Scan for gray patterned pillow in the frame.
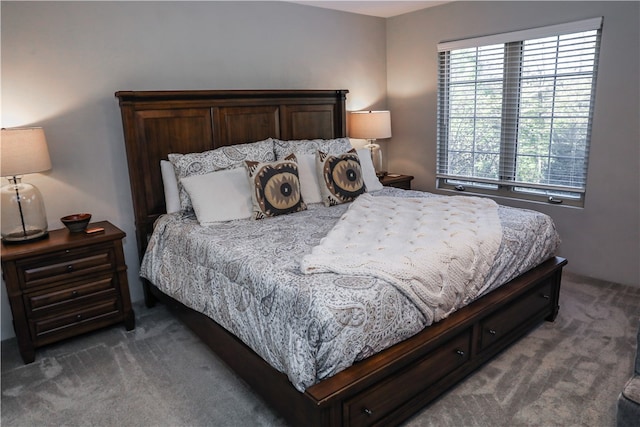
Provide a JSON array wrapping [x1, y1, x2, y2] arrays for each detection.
[[316, 149, 366, 206], [169, 138, 275, 211], [273, 138, 352, 160], [245, 153, 307, 219]]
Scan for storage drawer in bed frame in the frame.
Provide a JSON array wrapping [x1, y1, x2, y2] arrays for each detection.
[[344, 329, 472, 426], [478, 278, 554, 353]]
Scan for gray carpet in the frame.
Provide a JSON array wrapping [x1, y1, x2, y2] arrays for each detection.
[[2, 272, 639, 426]]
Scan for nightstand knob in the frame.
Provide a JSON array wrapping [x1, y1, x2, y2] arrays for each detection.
[[71, 290, 79, 298], [76, 314, 82, 322], [66, 265, 74, 273]]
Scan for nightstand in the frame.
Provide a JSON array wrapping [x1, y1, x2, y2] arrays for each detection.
[[1, 220, 135, 363], [380, 174, 414, 190]]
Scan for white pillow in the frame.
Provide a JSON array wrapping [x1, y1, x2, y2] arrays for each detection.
[[160, 160, 181, 214], [180, 167, 252, 224], [356, 148, 384, 191], [296, 154, 323, 204]]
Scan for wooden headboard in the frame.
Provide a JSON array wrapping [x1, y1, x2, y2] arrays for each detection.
[[115, 89, 349, 260]]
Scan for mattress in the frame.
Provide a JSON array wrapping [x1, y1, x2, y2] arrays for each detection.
[[140, 187, 560, 392]]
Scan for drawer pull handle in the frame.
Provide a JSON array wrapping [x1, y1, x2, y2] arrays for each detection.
[[488, 329, 497, 336], [456, 349, 465, 357], [71, 290, 79, 298], [76, 314, 82, 322], [66, 265, 74, 273], [542, 294, 550, 299], [363, 408, 373, 416]]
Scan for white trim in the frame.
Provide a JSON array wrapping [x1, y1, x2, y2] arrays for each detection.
[[437, 17, 602, 52], [436, 174, 587, 194]]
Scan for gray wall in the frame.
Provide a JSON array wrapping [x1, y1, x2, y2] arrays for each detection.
[[0, 1, 388, 340], [387, 1, 640, 288]]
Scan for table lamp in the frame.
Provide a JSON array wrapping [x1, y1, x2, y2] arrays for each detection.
[[349, 110, 392, 177], [1, 127, 52, 243]]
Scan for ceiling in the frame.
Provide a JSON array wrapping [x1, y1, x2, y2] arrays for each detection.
[[287, 1, 451, 18]]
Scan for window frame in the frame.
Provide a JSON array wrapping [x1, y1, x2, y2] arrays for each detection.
[[436, 18, 603, 207]]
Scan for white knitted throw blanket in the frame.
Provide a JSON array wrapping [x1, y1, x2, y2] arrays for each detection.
[[300, 194, 503, 324]]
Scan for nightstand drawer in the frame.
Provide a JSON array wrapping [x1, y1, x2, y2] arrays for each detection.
[[26, 275, 117, 317], [30, 298, 120, 341], [17, 245, 115, 290]]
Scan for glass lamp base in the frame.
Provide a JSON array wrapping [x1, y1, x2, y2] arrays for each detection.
[[1, 177, 49, 244], [364, 140, 385, 177]]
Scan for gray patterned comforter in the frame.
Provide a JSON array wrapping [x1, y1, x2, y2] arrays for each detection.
[[140, 188, 560, 392]]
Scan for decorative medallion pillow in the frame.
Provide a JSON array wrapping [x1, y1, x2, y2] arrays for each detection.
[[168, 138, 275, 211], [316, 149, 367, 206], [273, 138, 352, 160], [245, 153, 307, 219]]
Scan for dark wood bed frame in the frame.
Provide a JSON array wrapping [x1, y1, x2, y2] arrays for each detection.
[[115, 89, 567, 426]]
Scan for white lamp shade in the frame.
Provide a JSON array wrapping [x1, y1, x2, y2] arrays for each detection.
[[349, 111, 392, 140], [1, 127, 52, 177]]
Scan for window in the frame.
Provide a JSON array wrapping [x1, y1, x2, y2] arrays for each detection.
[[437, 18, 602, 206]]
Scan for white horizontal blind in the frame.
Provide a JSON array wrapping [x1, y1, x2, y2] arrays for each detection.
[[437, 18, 602, 204]]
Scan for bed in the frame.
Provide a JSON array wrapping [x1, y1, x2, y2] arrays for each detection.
[[115, 89, 567, 426]]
